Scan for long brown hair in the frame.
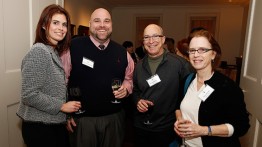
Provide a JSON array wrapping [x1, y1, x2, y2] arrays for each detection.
[[188, 30, 222, 70], [34, 4, 71, 55]]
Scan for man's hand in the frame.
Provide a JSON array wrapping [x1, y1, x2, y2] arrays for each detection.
[[113, 85, 128, 99], [66, 117, 77, 133]]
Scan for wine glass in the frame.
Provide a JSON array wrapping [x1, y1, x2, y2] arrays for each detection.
[[143, 99, 154, 125], [179, 121, 190, 147], [180, 138, 189, 147], [68, 87, 85, 114], [111, 78, 122, 104]]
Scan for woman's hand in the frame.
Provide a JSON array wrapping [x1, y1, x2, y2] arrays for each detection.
[[61, 101, 81, 113], [175, 120, 207, 138], [174, 119, 191, 137]]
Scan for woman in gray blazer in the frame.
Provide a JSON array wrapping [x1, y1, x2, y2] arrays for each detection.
[[17, 4, 81, 147]]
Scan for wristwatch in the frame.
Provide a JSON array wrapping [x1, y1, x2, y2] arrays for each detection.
[[208, 126, 212, 136]]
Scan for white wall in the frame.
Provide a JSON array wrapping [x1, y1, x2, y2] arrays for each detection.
[[64, 0, 111, 32], [64, 0, 247, 64], [0, 1, 64, 146], [111, 5, 245, 65]]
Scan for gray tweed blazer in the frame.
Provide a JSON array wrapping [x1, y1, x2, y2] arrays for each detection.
[[17, 43, 67, 124]]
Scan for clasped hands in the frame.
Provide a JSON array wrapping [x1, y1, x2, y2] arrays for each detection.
[[174, 119, 205, 138]]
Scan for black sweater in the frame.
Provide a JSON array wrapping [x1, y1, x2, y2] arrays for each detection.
[[69, 36, 128, 116]]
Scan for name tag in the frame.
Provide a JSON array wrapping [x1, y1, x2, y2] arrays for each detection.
[[82, 57, 94, 68], [198, 84, 214, 101], [146, 74, 161, 87]]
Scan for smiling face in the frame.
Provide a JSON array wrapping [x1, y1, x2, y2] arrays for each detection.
[[189, 36, 216, 72], [46, 13, 67, 45], [143, 24, 165, 58], [89, 8, 112, 43]]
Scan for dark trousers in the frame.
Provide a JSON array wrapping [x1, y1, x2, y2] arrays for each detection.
[[134, 127, 178, 147], [22, 121, 70, 147], [69, 110, 125, 147]]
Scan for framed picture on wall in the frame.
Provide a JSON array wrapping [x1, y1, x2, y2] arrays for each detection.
[[78, 25, 89, 36], [70, 24, 76, 36]]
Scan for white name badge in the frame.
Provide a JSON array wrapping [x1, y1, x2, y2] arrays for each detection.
[[146, 74, 161, 87], [82, 57, 94, 68], [198, 84, 214, 102]]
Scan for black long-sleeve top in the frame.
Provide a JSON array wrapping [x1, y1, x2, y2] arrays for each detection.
[[176, 71, 250, 147]]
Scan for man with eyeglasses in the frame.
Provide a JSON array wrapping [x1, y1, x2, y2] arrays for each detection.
[[132, 24, 193, 147]]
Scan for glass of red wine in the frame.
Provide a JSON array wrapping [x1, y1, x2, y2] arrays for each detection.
[[111, 78, 122, 104], [143, 99, 154, 125], [69, 87, 85, 114]]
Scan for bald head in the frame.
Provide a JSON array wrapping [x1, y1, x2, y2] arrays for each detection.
[[90, 8, 111, 21], [144, 24, 164, 36], [143, 24, 165, 58], [89, 8, 112, 43]]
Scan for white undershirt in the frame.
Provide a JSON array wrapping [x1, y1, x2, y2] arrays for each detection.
[[180, 76, 204, 147]]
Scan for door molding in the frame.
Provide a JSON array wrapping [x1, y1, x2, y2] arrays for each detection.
[[186, 12, 220, 40], [133, 14, 163, 47]]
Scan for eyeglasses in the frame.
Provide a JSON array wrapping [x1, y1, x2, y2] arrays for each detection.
[[188, 47, 213, 54], [143, 35, 164, 42]]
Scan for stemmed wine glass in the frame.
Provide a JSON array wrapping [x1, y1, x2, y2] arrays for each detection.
[[68, 87, 85, 114], [143, 99, 154, 125], [179, 121, 190, 147], [111, 78, 122, 104], [180, 138, 189, 147]]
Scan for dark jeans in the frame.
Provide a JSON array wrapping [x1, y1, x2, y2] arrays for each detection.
[[22, 121, 69, 147]]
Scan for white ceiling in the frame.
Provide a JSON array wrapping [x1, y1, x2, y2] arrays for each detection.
[[97, 0, 249, 7]]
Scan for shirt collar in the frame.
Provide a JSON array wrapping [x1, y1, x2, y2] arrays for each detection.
[[89, 35, 110, 50]]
